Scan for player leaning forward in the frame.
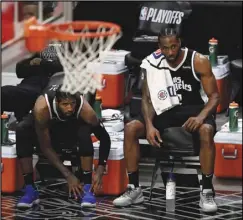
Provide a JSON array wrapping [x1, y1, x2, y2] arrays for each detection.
[[16, 84, 111, 208]]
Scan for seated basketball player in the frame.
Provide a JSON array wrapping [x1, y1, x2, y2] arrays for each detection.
[[1, 54, 63, 122], [16, 84, 111, 208], [113, 28, 220, 213]]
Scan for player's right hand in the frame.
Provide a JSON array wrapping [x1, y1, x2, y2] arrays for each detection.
[[30, 58, 42, 65], [146, 125, 162, 147], [66, 174, 83, 199]]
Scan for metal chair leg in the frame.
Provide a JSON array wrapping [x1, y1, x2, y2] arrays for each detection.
[[35, 162, 45, 184], [149, 159, 161, 201]]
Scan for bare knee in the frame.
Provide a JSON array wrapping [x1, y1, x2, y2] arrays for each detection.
[[124, 120, 145, 140], [199, 124, 215, 144]]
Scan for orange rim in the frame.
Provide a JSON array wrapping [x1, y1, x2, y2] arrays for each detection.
[[25, 17, 121, 41]]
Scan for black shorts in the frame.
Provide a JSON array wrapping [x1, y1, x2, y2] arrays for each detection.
[[17, 113, 92, 154], [136, 105, 216, 135]]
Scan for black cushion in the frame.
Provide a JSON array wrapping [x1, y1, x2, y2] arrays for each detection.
[[161, 127, 199, 156], [142, 127, 199, 159], [43, 71, 64, 93]]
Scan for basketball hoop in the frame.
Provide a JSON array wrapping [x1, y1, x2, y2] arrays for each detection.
[[24, 17, 122, 94]]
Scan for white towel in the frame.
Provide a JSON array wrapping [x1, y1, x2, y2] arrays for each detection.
[[140, 50, 180, 115]]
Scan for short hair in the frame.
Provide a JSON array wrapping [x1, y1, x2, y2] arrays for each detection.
[[55, 85, 78, 102], [158, 28, 180, 41]]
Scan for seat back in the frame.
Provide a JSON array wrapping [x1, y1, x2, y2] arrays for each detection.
[[42, 71, 64, 93], [136, 2, 192, 36], [130, 1, 192, 60], [124, 68, 143, 122]]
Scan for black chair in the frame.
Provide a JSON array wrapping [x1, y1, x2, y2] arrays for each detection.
[[148, 127, 202, 200], [35, 144, 81, 183], [124, 1, 192, 78]]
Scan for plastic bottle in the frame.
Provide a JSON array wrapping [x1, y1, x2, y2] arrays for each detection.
[[166, 172, 176, 212], [229, 102, 239, 132], [209, 38, 218, 67], [1, 114, 9, 145]]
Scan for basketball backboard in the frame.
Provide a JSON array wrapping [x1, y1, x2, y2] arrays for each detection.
[[2, 2, 73, 74]]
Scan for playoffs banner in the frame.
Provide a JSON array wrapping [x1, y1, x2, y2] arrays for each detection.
[[138, 1, 192, 35]]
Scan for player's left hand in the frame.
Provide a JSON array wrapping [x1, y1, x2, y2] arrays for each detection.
[[182, 116, 204, 132], [91, 165, 105, 193]]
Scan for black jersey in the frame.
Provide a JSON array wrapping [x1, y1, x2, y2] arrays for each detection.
[[43, 85, 83, 121], [166, 47, 205, 105]]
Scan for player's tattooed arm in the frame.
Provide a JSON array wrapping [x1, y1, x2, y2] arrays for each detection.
[[141, 69, 162, 147], [141, 69, 156, 128], [79, 98, 111, 166], [33, 96, 72, 179]]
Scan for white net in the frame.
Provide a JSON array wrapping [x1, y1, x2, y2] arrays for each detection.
[[50, 24, 121, 94]]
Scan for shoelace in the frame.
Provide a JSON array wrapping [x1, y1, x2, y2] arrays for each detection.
[[122, 187, 134, 197], [84, 191, 94, 197], [204, 193, 215, 204], [21, 185, 38, 193]]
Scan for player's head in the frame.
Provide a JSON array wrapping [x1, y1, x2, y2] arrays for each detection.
[[55, 86, 78, 118], [158, 28, 181, 63]]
